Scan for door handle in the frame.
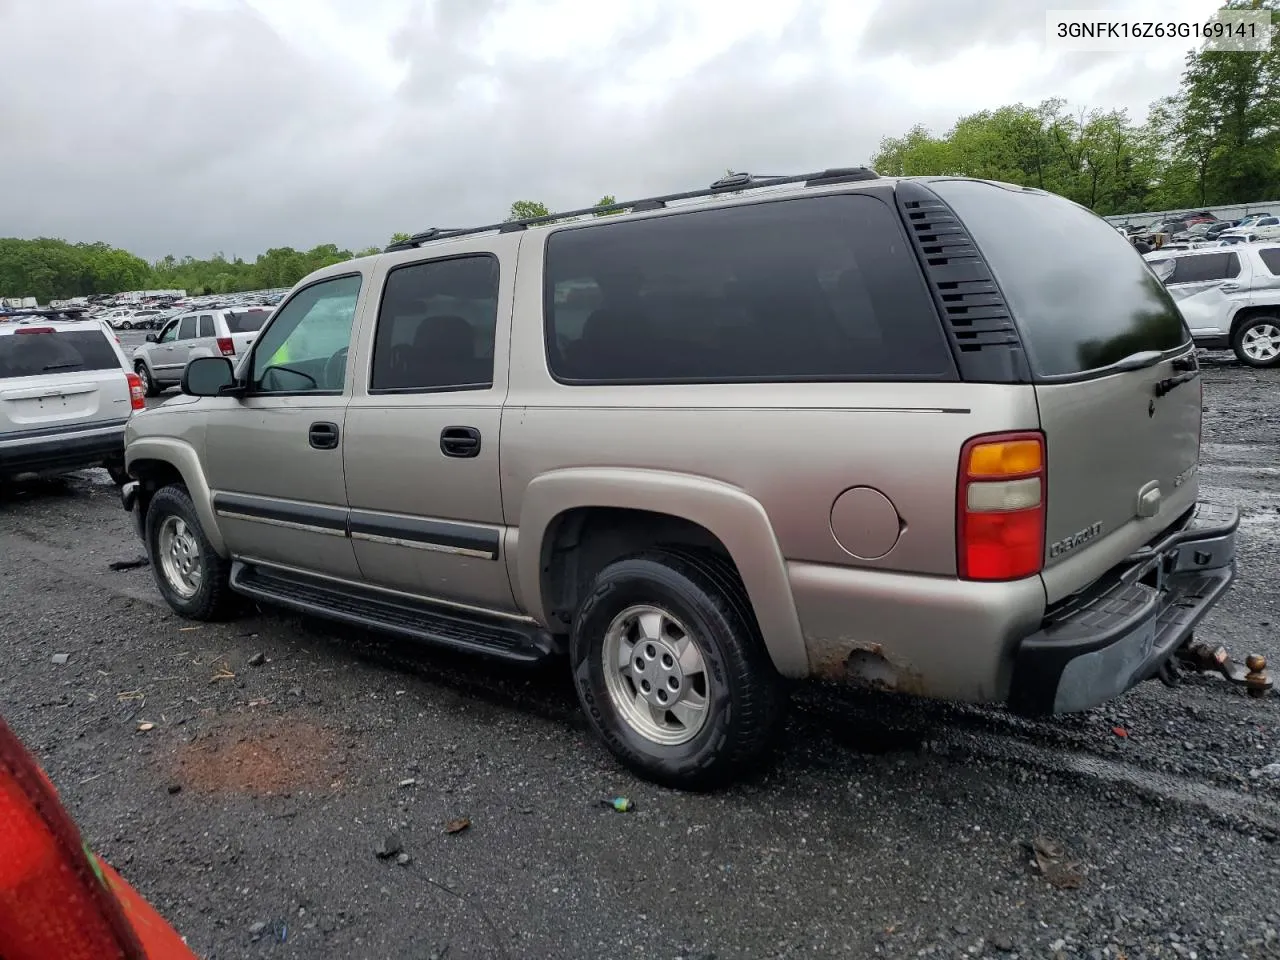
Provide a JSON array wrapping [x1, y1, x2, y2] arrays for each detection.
[[1220, 282, 1240, 291], [308, 421, 340, 450], [440, 426, 481, 458]]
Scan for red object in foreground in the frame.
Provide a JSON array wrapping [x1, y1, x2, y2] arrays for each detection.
[[0, 714, 198, 960]]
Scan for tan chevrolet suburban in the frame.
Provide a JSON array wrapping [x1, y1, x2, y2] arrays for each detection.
[[120, 169, 1238, 789]]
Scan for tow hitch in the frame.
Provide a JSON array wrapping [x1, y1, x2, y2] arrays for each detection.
[[1162, 640, 1273, 698]]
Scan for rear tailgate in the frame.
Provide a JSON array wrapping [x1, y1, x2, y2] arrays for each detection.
[[0, 324, 132, 435], [931, 180, 1201, 604]]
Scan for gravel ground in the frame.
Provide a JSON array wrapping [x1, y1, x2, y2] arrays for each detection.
[[2, 351, 1279, 960]]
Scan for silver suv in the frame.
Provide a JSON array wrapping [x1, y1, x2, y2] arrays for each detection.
[[1144, 242, 1280, 367], [132, 307, 272, 396], [121, 170, 1237, 788]]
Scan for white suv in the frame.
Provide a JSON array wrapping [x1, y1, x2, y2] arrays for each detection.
[[1145, 242, 1280, 367], [132, 306, 272, 396], [1, 317, 145, 485]]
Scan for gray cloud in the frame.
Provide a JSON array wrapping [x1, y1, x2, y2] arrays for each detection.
[[0, 0, 1193, 261]]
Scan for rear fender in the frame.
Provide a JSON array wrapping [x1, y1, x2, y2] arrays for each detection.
[[515, 467, 809, 677]]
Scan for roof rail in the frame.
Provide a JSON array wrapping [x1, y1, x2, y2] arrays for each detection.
[[383, 166, 879, 252]]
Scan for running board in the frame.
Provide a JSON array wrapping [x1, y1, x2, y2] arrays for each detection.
[[229, 561, 558, 665]]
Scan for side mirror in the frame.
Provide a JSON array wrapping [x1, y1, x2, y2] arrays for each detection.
[[182, 356, 236, 397], [145, 333, 157, 343]]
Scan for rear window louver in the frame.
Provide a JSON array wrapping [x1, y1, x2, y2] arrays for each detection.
[[895, 181, 1030, 383]]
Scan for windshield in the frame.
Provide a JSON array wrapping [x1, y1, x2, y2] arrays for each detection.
[[929, 179, 1190, 378], [0, 329, 120, 380]]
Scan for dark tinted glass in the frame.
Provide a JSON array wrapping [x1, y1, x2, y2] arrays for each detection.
[[1168, 252, 1239, 284], [197, 315, 215, 337], [1260, 248, 1280, 275], [543, 194, 954, 383], [0, 330, 120, 380], [177, 316, 196, 339], [226, 309, 270, 333], [370, 255, 499, 392], [930, 180, 1189, 378]]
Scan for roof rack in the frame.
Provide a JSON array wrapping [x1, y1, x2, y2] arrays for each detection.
[[384, 166, 879, 252]]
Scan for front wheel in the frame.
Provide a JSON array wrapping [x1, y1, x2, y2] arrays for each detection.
[[145, 485, 238, 620], [134, 362, 160, 397], [1233, 316, 1280, 368], [571, 550, 785, 790]]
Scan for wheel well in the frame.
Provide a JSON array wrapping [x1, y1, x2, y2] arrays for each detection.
[[1230, 306, 1280, 339], [128, 458, 185, 516], [539, 508, 740, 632]]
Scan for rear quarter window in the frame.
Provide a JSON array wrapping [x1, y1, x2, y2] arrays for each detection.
[[929, 179, 1190, 378], [1167, 252, 1239, 283], [0, 329, 120, 380], [226, 310, 270, 333], [543, 194, 955, 383]]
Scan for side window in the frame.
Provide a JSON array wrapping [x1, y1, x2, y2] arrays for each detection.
[[250, 274, 362, 394], [1168, 254, 1234, 284], [158, 320, 179, 344], [543, 195, 954, 383], [369, 255, 499, 392], [177, 316, 197, 340], [197, 314, 215, 337], [1259, 248, 1280, 275]]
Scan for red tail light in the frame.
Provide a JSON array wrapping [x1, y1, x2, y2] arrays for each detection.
[[14, 327, 54, 335], [216, 337, 235, 356], [957, 431, 1046, 581], [125, 373, 146, 411], [0, 715, 146, 960]]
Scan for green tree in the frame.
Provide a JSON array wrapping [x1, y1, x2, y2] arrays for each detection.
[[593, 195, 623, 217], [506, 200, 550, 222], [389, 232, 411, 246]]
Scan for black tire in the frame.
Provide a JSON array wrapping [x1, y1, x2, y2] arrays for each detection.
[[570, 549, 785, 790], [1232, 315, 1280, 368], [145, 485, 239, 620], [105, 462, 130, 487], [135, 362, 161, 397]]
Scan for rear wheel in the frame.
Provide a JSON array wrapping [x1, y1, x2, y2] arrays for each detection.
[[134, 362, 160, 397], [570, 549, 785, 790], [145, 485, 238, 620]]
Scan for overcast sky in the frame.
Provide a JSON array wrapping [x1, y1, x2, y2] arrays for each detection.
[[0, 0, 1224, 260]]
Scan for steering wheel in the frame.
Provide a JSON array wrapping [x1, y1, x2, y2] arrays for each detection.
[[323, 347, 348, 390]]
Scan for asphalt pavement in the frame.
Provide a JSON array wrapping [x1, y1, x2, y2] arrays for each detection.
[[1, 352, 1278, 960]]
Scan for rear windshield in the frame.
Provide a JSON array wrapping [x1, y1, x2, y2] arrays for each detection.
[[225, 309, 270, 333], [0, 329, 120, 380], [929, 179, 1190, 378]]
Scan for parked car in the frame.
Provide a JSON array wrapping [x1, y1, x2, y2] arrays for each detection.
[[1144, 243, 1280, 367], [121, 170, 1235, 789], [132, 306, 272, 396], [112, 309, 163, 330], [1219, 215, 1280, 242], [1, 318, 144, 486]]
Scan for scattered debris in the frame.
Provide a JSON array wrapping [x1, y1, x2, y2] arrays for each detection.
[[178, 626, 200, 633], [249, 921, 267, 938], [288, 686, 303, 698], [396, 852, 412, 866], [247, 698, 273, 708], [107, 556, 149, 571], [78, 773, 103, 785], [1028, 836, 1086, 890], [247, 652, 266, 667], [375, 834, 404, 859], [444, 817, 471, 835], [50, 653, 69, 665], [1250, 763, 1280, 781], [137, 721, 155, 733], [167, 783, 182, 795], [1111, 726, 1129, 738], [210, 665, 236, 682], [600, 796, 634, 812], [399, 777, 417, 788]]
